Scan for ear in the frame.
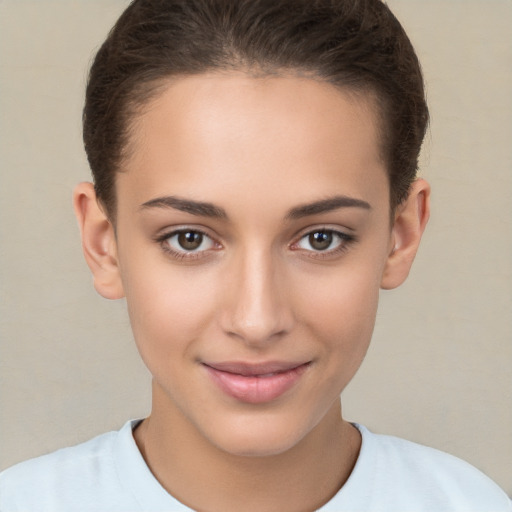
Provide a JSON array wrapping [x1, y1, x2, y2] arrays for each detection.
[[73, 182, 125, 299], [380, 179, 430, 290]]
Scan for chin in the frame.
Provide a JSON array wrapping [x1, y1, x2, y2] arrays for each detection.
[[204, 412, 318, 458], [215, 433, 303, 458]]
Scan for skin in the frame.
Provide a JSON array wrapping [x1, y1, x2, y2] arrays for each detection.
[[74, 73, 430, 512]]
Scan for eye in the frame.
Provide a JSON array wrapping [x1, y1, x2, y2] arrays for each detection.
[[162, 229, 216, 254], [294, 229, 354, 254]]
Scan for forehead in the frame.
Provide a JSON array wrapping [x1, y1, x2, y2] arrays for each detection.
[[117, 73, 388, 214]]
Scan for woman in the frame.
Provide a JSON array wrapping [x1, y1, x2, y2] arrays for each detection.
[[1, 0, 510, 510]]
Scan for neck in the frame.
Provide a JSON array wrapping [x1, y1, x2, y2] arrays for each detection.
[[134, 382, 361, 512]]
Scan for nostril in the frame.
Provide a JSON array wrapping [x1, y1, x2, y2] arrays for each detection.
[[223, 311, 293, 345]]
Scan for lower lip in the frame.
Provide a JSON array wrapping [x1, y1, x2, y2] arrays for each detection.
[[204, 363, 310, 404]]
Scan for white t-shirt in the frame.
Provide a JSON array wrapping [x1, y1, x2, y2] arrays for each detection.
[[0, 420, 510, 511]]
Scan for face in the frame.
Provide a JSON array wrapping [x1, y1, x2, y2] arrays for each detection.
[[113, 73, 395, 456]]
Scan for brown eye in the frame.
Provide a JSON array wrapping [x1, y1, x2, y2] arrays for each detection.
[[163, 229, 215, 254], [294, 228, 353, 255], [308, 231, 333, 251], [178, 231, 203, 250]]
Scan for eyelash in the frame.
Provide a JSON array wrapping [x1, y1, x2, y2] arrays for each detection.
[[154, 227, 356, 261], [155, 228, 220, 261], [290, 228, 356, 259]]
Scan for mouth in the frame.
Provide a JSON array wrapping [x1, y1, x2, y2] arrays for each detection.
[[202, 361, 311, 404]]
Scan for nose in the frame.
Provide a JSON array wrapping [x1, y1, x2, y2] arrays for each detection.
[[220, 247, 295, 346]]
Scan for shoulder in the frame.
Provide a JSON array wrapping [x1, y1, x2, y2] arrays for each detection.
[[0, 421, 139, 512], [345, 424, 511, 511]]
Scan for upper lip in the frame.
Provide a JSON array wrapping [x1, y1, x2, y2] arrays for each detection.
[[203, 361, 310, 376]]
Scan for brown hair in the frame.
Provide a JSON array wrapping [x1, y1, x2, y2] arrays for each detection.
[[83, 0, 428, 220]]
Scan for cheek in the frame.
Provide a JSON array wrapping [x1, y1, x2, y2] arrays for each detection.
[[296, 260, 382, 381], [121, 261, 219, 369], [300, 260, 381, 336]]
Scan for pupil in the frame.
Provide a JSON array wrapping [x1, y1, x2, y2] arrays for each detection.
[[178, 231, 202, 250], [309, 231, 332, 250]]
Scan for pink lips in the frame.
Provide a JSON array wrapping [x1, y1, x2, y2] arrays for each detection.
[[203, 361, 310, 404]]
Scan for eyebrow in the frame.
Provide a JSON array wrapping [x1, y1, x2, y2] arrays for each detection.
[[140, 196, 228, 219], [285, 195, 371, 220], [139, 194, 371, 220]]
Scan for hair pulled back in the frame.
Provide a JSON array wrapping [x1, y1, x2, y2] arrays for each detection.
[[83, 0, 428, 219]]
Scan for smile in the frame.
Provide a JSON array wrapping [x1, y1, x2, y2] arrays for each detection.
[[203, 361, 311, 404]]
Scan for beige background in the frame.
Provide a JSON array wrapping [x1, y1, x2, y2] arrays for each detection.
[[0, 0, 511, 496]]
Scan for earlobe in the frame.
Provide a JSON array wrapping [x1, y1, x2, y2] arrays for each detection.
[[73, 182, 125, 299], [380, 179, 430, 290]]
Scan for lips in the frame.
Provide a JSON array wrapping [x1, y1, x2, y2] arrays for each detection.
[[203, 361, 311, 404]]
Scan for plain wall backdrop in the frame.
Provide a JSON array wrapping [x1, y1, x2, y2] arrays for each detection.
[[0, 0, 511, 496]]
